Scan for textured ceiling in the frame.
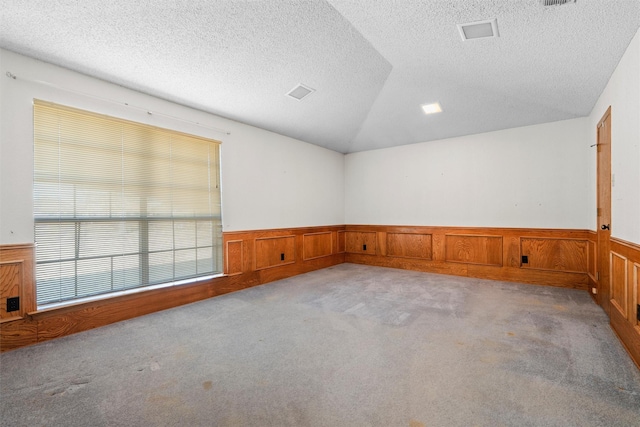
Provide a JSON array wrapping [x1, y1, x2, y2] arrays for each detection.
[[1, 0, 639, 153]]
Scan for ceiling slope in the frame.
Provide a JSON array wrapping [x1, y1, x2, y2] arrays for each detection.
[[1, 0, 639, 153]]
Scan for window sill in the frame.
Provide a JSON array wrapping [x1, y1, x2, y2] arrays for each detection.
[[31, 273, 226, 315]]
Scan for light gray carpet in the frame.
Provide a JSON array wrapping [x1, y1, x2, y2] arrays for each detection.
[[1, 263, 639, 427]]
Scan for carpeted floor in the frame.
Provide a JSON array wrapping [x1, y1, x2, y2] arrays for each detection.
[[1, 263, 639, 426]]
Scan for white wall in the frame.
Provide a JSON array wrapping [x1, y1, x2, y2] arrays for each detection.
[[345, 118, 591, 229], [0, 49, 345, 244], [588, 28, 640, 245]]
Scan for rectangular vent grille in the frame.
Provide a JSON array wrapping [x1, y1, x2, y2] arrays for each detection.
[[287, 84, 315, 101], [457, 18, 499, 41], [541, 0, 576, 6]]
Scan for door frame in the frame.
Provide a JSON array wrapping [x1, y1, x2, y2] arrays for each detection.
[[596, 106, 612, 315]]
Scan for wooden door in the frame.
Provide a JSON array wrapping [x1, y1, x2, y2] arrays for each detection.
[[596, 107, 612, 315]]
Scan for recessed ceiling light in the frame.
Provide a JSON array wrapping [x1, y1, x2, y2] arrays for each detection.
[[421, 102, 442, 115], [457, 18, 499, 41], [286, 84, 315, 101]]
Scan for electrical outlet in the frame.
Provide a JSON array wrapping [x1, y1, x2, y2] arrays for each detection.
[[521, 255, 528, 264], [280, 253, 285, 261], [6, 296, 19, 312], [363, 244, 367, 251], [592, 287, 597, 295]]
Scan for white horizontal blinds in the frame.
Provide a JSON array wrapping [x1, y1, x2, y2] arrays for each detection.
[[34, 100, 222, 305]]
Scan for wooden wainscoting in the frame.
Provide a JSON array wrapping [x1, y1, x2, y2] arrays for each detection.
[[0, 244, 37, 350], [345, 225, 591, 290], [224, 226, 345, 285], [0, 226, 345, 352], [608, 238, 640, 369], [0, 244, 36, 319]]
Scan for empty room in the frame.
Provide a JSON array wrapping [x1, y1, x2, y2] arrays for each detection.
[[1, 1, 640, 426]]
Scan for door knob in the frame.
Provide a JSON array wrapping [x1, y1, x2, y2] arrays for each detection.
[[601, 224, 610, 230]]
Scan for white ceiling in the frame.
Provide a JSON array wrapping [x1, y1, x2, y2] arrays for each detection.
[[1, 1, 639, 153]]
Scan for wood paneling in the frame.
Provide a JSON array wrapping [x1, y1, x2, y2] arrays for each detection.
[[521, 238, 588, 273], [445, 234, 502, 266], [225, 240, 244, 276], [0, 318, 37, 351], [386, 233, 432, 260], [608, 238, 640, 369], [225, 225, 345, 285], [345, 225, 590, 290], [345, 231, 377, 255], [5, 224, 636, 373], [337, 231, 345, 253], [303, 232, 333, 260], [0, 244, 35, 317], [588, 240, 597, 280], [255, 236, 296, 270], [0, 262, 22, 320], [611, 305, 640, 371], [634, 263, 639, 328], [504, 236, 520, 268], [610, 251, 628, 319]]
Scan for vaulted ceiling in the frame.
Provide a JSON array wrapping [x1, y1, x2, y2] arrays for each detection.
[[1, 1, 639, 153]]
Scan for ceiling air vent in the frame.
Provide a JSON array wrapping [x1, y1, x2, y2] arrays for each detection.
[[541, 0, 576, 6], [457, 18, 499, 41], [286, 84, 315, 101]]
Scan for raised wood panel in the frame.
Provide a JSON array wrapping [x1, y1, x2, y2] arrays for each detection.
[[386, 233, 432, 260], [255, 236, 296, 270], [610, 251, 628, 319], [588, 240, 597, 279], [445, 235, 502, 266], [303, 232, 333, 260], [337, 231, 345, 253], [345, 231, 377, 255], [225, 240, 244, 276], [521, 238, 588, 273], [0, 244, 35, 316], [0, 262, 22, 320]]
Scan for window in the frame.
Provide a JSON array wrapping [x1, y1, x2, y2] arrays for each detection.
[[33, 100, 222, 306]]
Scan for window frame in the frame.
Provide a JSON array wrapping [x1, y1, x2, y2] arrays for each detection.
[[33, 100, 223, 307]]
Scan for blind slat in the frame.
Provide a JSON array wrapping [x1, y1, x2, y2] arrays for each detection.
[[34, 100, 222, 305]]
